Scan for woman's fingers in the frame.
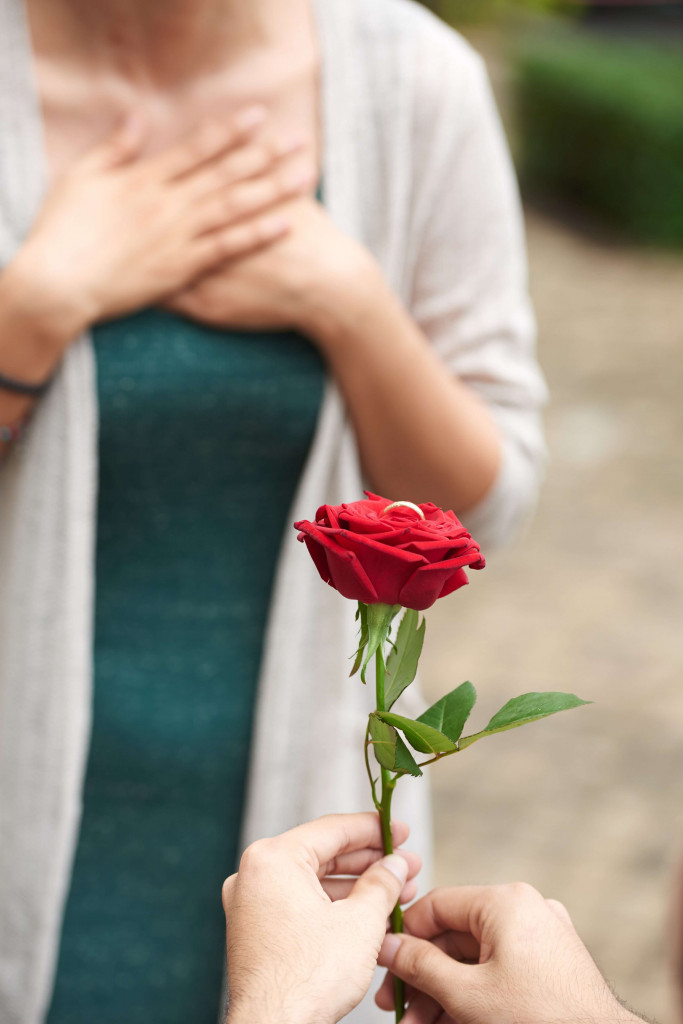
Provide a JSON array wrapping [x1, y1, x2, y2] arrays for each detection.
[[185, 135, 307, 201], [79, 112, 148, 172], [191, 166, 315, 236], [222, 136, 306, 185], [189, 213, 290, 277], [155, 107, 267, 182]]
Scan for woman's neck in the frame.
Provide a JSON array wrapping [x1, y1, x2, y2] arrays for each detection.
[[28, 0, 291, 85]]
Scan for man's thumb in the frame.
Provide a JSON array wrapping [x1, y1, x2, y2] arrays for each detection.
[[348, 854, 408, 919], [379, 931, 467, 1010]]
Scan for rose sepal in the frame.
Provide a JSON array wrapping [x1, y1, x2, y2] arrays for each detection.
[[351, 601, 401, 684]]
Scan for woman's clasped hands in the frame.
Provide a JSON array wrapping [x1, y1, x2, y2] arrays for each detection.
[[8, 105, 330, 350]]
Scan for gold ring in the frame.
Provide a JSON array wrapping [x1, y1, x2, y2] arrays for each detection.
[[380, 500, 426, 520]]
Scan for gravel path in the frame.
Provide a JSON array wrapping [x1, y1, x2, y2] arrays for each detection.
[[422, 209, 683, 1022]]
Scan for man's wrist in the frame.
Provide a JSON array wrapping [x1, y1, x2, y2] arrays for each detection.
[[226, 1002, 317, 1024], [226, 988, 331, 1024]]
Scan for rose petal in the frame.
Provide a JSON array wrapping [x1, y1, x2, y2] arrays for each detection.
[[401, 540, 461, 560], [399, 563, 470, 610], [298, 523, 379, 603], [323, 544, 379, 603], [300, 533, 334, 585], [295, 495, 483, 609], [437, 567, 471, 599], [335, 530, 425, 605]]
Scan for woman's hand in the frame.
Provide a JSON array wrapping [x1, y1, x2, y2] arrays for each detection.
[[376, 883, 646, 1024], [10, 107, 315, 350], [223, 812, 421, 1024], [165, 196, 376, 343]]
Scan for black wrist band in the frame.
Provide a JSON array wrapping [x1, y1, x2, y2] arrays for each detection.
[[0, 368, 54, 398]]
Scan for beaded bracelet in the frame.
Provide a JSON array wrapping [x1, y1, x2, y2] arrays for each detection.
[[0, 368, 54, 398]]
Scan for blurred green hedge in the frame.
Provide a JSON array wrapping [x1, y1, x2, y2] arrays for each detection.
[[515, 30, 683, 245], [423, 0, 559, 25]]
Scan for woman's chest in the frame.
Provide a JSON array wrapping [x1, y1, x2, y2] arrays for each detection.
[[31, 40, 321, 180]]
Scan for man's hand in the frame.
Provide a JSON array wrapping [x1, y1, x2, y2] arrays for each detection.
[[376, 883, 647, 1024], [223, 812, 420, 1024]]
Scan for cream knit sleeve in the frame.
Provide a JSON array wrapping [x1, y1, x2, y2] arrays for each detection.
[[406, 10, 548, 549]]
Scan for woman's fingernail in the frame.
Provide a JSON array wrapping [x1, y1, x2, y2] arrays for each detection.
[[236, 105, 267, 130], [380, 932, 403, 966], [382, 854, 408, 884]]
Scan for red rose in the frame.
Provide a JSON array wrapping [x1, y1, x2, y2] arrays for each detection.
[[294, 492, 485, 611]]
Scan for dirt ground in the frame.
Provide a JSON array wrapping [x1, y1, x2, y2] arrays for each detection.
[[422, 206, 683, 1021]]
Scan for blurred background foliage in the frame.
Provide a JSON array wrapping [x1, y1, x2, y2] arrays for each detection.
[[415, 6, 683, 1024], [419, 0, 683, 246], [423, 0, 569, 25], [516, 30, 683, 246]]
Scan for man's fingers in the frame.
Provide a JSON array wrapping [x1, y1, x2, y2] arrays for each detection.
[[221, 873, 237, 912], [376, 968, 418, 1010], [402, 991, 445, 1024], [345, 854, 408, 920], [378, 932, 470, 1010], [375, 968, 396, 1010], [281, 812, 410, 872], [431, 929, 480, 964], [319, 845, 420, 881], [546, 898, 573, 926], [403, 883, 544, 944], [376, 927, 479, 1011]]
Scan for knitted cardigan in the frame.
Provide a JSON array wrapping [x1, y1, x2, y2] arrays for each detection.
[[0, 1, 547, 1021]]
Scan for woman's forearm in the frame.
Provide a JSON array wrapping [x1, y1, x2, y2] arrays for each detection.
[[306, 263, 502, 515]]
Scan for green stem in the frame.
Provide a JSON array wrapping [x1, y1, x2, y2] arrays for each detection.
[[375, 647, 406, 1024], [364, 723, 380, 810]]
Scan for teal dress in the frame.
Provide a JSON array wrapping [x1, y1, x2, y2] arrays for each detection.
[[46, 309, 325, 1024]]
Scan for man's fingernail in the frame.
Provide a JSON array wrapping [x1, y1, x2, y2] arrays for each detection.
[[381, 854, 408, 884], [380, 932, 403, 966]]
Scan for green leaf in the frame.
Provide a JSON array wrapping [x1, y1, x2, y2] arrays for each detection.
[[385, 609, 426, 709], [349, 602, 369, 678], [377, 712, 456, 755], [417, 682, 476, 743], [369, 714, 423, 777], [360, 603, 401, 684], [459, 691, 591, 750]]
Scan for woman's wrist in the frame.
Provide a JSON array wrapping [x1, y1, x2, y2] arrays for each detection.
[[0, 253, 89, 372], [297, 248, 388, 356]]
